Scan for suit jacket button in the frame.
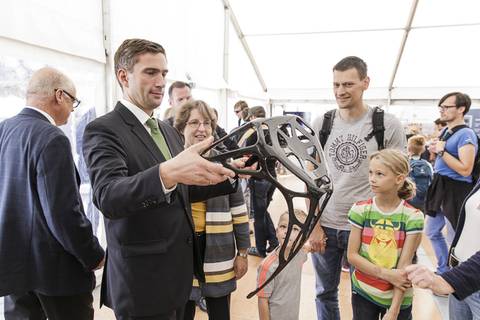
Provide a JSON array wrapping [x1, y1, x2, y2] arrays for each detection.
[[186, 237, 193, 246]]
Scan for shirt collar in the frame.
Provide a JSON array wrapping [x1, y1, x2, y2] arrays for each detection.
[[120, 99, 153, 125], [25, 106, 56, 125]]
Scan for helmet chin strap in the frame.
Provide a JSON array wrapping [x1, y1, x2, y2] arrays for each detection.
[[202, 115, 333, 298]]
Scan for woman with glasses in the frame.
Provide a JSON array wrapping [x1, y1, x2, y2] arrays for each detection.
[[174, 100, 250, 320]]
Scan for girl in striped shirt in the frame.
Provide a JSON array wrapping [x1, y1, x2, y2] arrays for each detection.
[[347, 149, 424, 320]]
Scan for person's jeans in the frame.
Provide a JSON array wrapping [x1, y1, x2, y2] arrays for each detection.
[[351, 291, 412, 320], [425, 212, 455, 274], [250, 179, 278, 256], [311, 226, 350, 320], [449, 291, 480, 320]]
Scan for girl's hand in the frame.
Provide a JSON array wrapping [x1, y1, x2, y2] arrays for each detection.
[[381, 269, 411, 291], [381, 309, 399, 320]]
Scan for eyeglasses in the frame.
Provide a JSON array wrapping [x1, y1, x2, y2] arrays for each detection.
[[234, 109, 242, 114], [187, 119, 212, 129], [438, 105, 457, 111], [55, 88, 81, 109]]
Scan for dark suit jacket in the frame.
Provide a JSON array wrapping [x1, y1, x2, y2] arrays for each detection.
[[82, 102, 234, 317], [0, 108, 104, 297]]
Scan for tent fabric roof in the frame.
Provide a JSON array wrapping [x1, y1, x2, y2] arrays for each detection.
[[1, 0, 479, 106], [227, 0, 480, 101]]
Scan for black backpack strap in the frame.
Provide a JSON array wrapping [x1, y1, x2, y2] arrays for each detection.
[[364, 106, 385, 150], [319, 109, 336, 148], [440, 124, 469, 141]]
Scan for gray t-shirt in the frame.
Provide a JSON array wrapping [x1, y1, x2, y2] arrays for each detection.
[[312, 106, 406, 230], [256, 250, 308, 320]]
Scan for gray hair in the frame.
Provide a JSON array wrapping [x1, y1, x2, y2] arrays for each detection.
[[27, 67, 74, 97]]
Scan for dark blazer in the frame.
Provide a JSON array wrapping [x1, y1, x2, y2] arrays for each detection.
[[0, 108, 104, 297], [82, 102, 234, 317], [442, 250, 480, 300]]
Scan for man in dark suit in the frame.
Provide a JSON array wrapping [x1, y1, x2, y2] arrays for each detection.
[[0, 67, 105, 320], [82, 39, 238, 320]]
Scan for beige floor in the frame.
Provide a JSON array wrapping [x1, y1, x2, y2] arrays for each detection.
[[93, 174, 443, 319]]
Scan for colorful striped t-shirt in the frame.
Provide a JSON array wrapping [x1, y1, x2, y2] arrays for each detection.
[[348, 198, 424, 309]]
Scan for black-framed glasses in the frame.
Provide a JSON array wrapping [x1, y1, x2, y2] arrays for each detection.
[[438, 105, 457, 111], [187, 119, 212, 129], [55, 88, 81, 109]]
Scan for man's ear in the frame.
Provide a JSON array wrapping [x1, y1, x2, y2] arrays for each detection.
[[54, 89, 64, 104], [117, 69, 129, 88], [363, 76, 370, 90]]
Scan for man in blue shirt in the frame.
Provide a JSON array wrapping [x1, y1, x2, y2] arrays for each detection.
[[426, 92, 477, 275]]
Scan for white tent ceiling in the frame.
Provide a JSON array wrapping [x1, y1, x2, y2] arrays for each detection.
[[0, 0, 479, 128], [226, 0, 480, 103]]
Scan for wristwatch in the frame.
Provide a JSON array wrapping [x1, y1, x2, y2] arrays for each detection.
[[437, 150, 445, 157], [237, 251, 248, 258]]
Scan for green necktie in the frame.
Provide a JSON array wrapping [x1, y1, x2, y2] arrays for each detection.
[[145, 118, 171, 160]]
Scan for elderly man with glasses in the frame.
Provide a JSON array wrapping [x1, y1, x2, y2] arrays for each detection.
[[0, 67, 105, 320]]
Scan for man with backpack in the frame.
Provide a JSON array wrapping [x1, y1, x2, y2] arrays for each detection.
[[425, 92, 478, 275], [309, 56, 406, 320]]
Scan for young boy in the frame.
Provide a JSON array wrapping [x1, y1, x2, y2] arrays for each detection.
[[407, 135, 433, 211], [256, 209, 309, 320]]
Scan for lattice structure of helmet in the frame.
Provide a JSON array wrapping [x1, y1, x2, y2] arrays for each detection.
[[202, 115, 333, 298]]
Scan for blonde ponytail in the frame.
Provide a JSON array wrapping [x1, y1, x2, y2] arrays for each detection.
[[398, 177, 416, 200]]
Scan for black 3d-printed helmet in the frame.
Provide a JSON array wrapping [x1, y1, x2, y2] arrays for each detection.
[[203, 115, 333, 298]]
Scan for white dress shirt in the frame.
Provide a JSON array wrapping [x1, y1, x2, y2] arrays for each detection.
[[25, 106, 56, 126]]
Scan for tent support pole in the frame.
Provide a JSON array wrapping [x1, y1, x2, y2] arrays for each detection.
[[222, 3, 230, 127], [101, 0, 115, 113], [387, 0, 420, 108], [221, 0, 268, 93]]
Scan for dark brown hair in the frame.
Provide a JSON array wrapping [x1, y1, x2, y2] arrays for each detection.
[[114, 39, 166, 87], [438, 92, 472, 115], [333, 56, 368, 80], [248, 106, 266, 119], [168, 81, 191, 98]]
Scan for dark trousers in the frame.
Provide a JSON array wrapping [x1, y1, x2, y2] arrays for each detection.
[[4, 291, 94, 320], [115, 308, 183, 320], [352, 292, 412, 320], [250, 179, 278, 255], [116, 308, 183, 320], [183, 295, 231, 320]]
